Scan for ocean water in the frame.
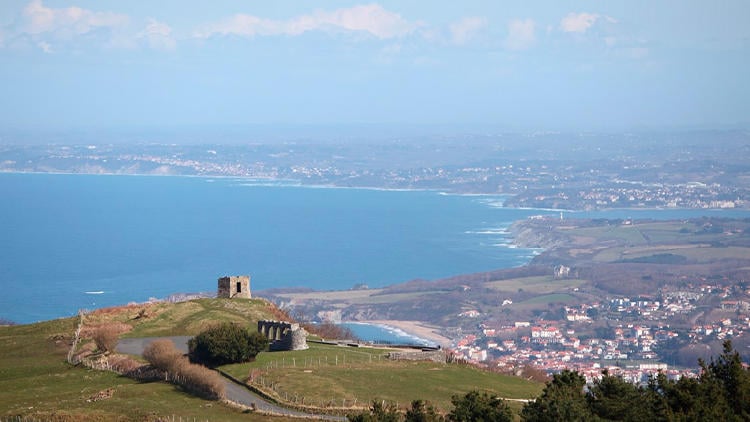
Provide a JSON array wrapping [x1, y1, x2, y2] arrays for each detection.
[[339, 322, 436, 347], [2, 173, 749, 324]]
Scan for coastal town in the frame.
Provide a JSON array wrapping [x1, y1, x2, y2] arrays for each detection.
[[267, 216, 750, 386], [450, 281, 750, 383], [1, 131, 748, 210]]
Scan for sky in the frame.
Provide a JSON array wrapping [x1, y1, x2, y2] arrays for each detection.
[[0, 1, 749, 134]]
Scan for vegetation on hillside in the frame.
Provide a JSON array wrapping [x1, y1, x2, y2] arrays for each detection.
[[222, 342, 541, 413], [0, 316, 290, 421], [345, 340, 750, 421], [144, 339, 226, 400], [520, 340, 750, 421], [188, 322, 268, 366], [348, 391, 514, 422]]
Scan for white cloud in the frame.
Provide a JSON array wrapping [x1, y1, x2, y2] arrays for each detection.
[[138, 18, 176, 50], [449, 17, 487, 45], [504, 19, 535, 50], [37, 40, 51, 53], [559, 12, 616, 34], [195, 4, 417, 40], [22, 0, 128, 37], [560, 12, 599, 34]]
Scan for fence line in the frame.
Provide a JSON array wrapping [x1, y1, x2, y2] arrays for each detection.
[[246, 352, 389, 411]]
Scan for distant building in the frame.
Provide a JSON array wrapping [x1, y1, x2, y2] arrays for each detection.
[[217, 275, 251, 299]]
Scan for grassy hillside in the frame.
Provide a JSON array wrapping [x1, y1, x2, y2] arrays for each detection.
[[223, 343, 541, 413], [0, 314, 295, 421], [80, 298, 282, 338], [1, 298, 542, 420]]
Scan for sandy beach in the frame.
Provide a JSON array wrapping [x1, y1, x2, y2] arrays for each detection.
[[362, 320, 452, 347]]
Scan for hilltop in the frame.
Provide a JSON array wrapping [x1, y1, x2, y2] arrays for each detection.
[[0, 298, 541, 421]]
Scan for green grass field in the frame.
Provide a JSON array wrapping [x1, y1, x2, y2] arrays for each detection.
[[0, 317, 294, 421], [592, 244, 750, 263], [515, 293, 578, 306], [486, 275, 585, 294], [79, 298, 279, 338], [0, 299, 543, 420], [222, 343, 542, 412], [569, 224, 649, 245]]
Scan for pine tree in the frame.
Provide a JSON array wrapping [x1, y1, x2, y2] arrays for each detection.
[[521, 370, 594, 422]]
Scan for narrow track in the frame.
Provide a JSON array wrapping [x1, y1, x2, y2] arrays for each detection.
[[117, 337, 345, 420]]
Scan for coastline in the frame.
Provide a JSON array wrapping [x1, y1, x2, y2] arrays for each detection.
[[358, 320, 453, 348]]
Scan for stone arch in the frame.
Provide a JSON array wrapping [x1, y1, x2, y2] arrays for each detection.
[[257, 319, 308, 351]]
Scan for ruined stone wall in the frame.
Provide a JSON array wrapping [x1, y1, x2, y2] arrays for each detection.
[[257, 319, 308, 351], [217, 275, 251, 299]]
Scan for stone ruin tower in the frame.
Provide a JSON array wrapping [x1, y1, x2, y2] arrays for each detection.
[[217, 275, 251, 299], [258, 320, 309, 351]]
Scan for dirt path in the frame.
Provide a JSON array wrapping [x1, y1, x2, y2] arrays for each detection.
[[116, 336, 345, 420]]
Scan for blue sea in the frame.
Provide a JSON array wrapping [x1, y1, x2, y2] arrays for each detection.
[[2, 173, 749, 324], [339, 322, 437, 347]]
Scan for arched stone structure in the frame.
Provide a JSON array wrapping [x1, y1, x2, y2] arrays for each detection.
[[257, 320, 308, 351]]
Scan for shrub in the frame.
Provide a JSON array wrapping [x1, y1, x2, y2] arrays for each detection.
[[143, 339, 184, 372], [91, 324, 123, 353], [143, 339, 225, 400], [108, 355, 143, 375], [348, 400, 402, 422], [189, 323, 267, 366], [449, 391, 513, 422], [171, 359, 226, 400]]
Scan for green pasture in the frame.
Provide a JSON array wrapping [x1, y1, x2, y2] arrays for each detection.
[[593, 245, 750, 263], [486, 275, 585, 294], [568, 224, 649, 245], [0, 318, 293, 421], [514, 293, 578, 307], [115, 298, 275, 337], [223, 343, 541, 412]]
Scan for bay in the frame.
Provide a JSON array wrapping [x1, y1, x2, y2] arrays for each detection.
[[2, 173, 749, 324], [338, 322, 436, 347]]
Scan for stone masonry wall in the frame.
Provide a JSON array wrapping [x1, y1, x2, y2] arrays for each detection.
[[217, 275, 251, 299]]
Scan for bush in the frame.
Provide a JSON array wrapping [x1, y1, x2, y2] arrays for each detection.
[[143, 339, 225, 400], [108, 355, 143, 375], [449, 391, 513, 422], [189, 323, 268, 366], [348, 400, 402, 422], [143, 339, 184, 372], [91, 324, 123, 353], [170, 358, 226, 400]]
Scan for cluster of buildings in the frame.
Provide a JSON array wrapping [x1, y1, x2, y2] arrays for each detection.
[[573, 183, 740, 209], [449, 283, 750, 384], [13, 143, 747, 211]]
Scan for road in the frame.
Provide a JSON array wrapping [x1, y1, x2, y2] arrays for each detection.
[[116, 336, 345, 420]]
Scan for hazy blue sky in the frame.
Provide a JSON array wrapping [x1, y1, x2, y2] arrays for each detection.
[[1, 1, 748, 133]]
